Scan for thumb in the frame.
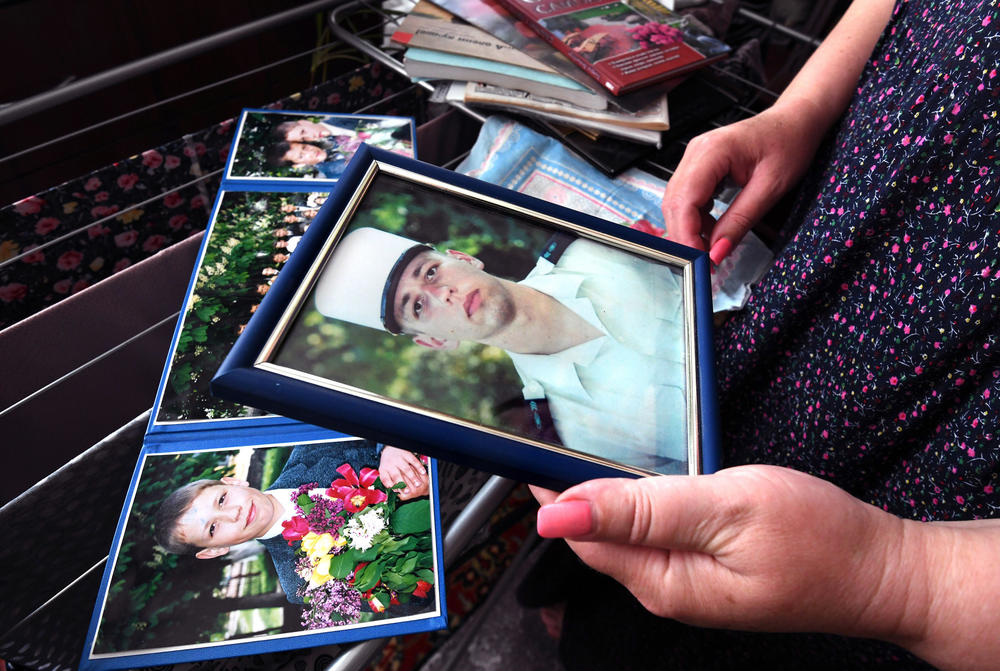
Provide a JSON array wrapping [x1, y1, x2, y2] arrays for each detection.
[[706, 173, 784, 263], [537, 476, 734, 554]]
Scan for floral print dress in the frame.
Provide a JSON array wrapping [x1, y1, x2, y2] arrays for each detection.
[[718, 0, 1000, 523]]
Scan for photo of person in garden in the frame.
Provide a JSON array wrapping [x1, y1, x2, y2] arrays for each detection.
[[90, 438, 438, 657], [156, 190, 329, 425], [274, 174, 691, 475], [227, 111, 414, 181]]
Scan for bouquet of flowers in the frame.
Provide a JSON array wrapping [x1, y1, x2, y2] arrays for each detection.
[[280, 462, 435, 629], [627, 22, 684, 49]]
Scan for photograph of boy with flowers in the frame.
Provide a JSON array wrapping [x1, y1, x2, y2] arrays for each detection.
[[89, 438, 440, 658]]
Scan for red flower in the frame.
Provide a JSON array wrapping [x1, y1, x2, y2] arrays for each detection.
[[164, 155, 181, 170], [163, 192, 184, 208], [20, 248, 44, 264], [168, 214, 189, 230], [190, 194, 208, 210], [117, 173, 139, 191], [629, 218, 665, 237], [113, 258, 132, 273], [88, 225, 111, 238], [114, 230, 139, 248], [56, 250, 84, 270], [94, 191, 110, 202], [84, 176, 102, 192], [413, 579, 432, 599], [142, 234, 167, 252], [35, 217, 60, 235], [14, 196, 44, 215], [72, 279, 90, 294], [0, 283, 28, 302], [142, 150, 163, 169], [281, 516, 310, 545], [91, 205, 120, 218], [328, 464, 387, 513], [53, 279, 73, 295]]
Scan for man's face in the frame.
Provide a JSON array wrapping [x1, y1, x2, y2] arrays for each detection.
[[284, 119, 329, 142], [392, 249, 515, 347], [283, 142, 327, 167], [176, 478, 278, 556]]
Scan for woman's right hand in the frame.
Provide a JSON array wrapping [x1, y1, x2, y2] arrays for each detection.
[[662, 100, 826, 260]]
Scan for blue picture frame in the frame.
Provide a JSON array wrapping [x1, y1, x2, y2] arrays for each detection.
[[213, 145, 720, 489]]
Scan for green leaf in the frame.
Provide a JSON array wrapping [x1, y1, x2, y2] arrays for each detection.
[[416, 569, 435, 584], [354, 560, 383, 592], [397, 554, 418, 575], [391, 499, 431, 535], [328, 551, 357, 579]]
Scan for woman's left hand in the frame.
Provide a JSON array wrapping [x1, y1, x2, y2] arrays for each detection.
[[531, 466, 913, 639]]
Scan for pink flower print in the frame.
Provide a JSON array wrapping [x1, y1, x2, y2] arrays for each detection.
[[142, 234, 167, 252], [982, 267, 991, 278], [164, 155, 181, 170], [14, 196, 44, 215], [970, 305, 978, 314], [142, 150, 163, 169], [915, 366, 923, 375], [168, 214, 189, 230], [56, 250, 84, 270], [189, 194, 208, 210], [91, 205, 119, 218], [72, 279, 89, 293], [327, 92, 341, 105], [0, 283, 28, 302], [53, 279, 73, 294], [113, 258, 132, 272], [87, 225, 111, 238], [915, 94, 924, 104], [84, 177, 102, 192], [979, 166, 989, 176], [901, 135, 911, 146], [34, 217, 60, 235], [163, 192, 184, 208], [117, 173, 139, 191], [20, 248, 44, 264], [94, 191, 110, 202], [943, 133, 954, 144], [956, 495, 965, 505], [951, 103, 961, 115], [114, 230, 139, 248], [984, 15, 992, 27]]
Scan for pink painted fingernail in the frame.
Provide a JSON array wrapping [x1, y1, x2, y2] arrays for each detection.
[[537, 500, 593, 538], [709, 237, 733, 265]]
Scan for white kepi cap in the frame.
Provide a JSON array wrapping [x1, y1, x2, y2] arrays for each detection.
[[313, 227, 427, 334]]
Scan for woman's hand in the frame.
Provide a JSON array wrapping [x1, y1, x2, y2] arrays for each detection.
[[662, 103, 824, 258], [378, 446, 428, 500], [531, 466, 916, 641]]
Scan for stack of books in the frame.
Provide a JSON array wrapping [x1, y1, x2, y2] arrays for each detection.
[[390, 0, 729, 152]]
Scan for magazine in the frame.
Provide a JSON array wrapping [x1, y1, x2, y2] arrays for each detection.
[[492, 0, 730, 95]]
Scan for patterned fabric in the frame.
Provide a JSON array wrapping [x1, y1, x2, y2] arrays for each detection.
[[717, 0, 1000, 522], [558, 2, 998, 669], [0, 62, 420, 331]]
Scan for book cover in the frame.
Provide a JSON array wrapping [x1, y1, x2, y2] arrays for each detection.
[[403, 46, 607, 109], [460, 81, 669, 130], [491, 0, 730, 95], [78, 110, 448, 670], [392, 2, 550, 73]]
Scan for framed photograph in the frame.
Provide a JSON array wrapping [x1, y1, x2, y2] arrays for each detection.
[[226, 110, 416, 184], [80, 437, 444, 669], [213, 145, 720, 489]]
